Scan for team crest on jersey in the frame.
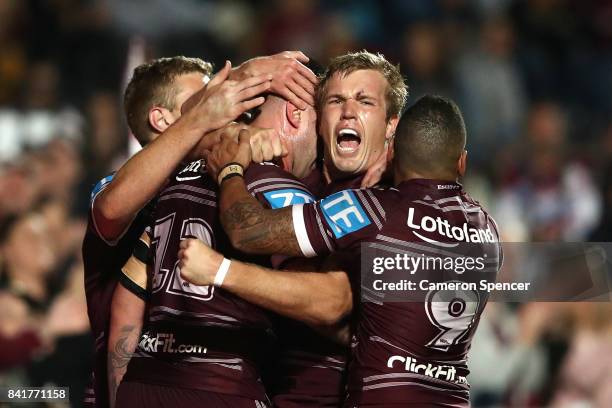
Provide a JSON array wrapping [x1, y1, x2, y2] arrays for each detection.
[[320, 190, 371, 238], [263, 188, 315, 208]]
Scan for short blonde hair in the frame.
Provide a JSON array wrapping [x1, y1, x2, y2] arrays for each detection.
[[316, 50, 408, 119]]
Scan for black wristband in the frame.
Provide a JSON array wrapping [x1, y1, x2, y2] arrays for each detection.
[[220, 172, 244, 184]]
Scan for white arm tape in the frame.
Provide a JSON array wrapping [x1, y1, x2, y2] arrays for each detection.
[[214, 258, 232, 287]]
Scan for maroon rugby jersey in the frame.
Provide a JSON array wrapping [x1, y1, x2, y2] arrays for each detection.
[[124, 160, 317, 401], [260, 172, 362, 408], [291, 179, 502, 407], [124, 160, 274, 400], [82, 173, 153, 408]]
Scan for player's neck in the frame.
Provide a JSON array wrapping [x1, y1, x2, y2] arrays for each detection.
[[395, 168, 458, 185]]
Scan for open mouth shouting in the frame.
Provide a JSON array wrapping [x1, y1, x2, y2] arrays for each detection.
[[336, 128, 362, 157]]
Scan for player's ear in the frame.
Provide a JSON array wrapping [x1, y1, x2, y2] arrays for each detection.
[[286, 101, 301, 129], [149, 107, 173, 133], [457, 150, 467, 177], [385, 114, 399, 142], [387, 138, 395, 162]]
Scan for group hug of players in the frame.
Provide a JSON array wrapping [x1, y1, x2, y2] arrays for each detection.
[[82, 50, 502, 408]]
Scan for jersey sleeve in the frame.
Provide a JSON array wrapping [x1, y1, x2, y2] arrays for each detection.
[[245, 163, 317, 267], [244, 162, 316, 209], [292, 188, 387, 257], [88, 172, 116, 245], [119, 229, 151, 301]]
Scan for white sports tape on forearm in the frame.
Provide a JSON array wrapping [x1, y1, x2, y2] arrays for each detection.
[[214, 258, 232, 287]]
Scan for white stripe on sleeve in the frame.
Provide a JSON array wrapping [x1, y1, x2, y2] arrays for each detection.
[[292, 204, 317, 257]]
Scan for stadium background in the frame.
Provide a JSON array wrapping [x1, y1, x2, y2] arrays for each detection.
[[0, 0, 610, 406]]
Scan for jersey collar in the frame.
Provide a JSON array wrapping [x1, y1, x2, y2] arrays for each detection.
[[396, 178, 463, 194]]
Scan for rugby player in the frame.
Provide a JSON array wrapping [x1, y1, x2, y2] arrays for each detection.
[[112, 50, 406, 408], [84, 52, 315, 408], [113, 68, 320, 407], [256, 51, 409, 408], [180, 95, 503, 407]]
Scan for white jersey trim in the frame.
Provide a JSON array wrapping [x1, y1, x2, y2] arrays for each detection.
[[292, 204, 317, 257]]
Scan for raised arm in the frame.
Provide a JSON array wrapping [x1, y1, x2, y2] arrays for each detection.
[[93, 61, 271, 242], [178, 239, 352, 327]]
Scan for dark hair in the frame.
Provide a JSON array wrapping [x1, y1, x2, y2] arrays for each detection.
[[124, 56, 213, 146], [394, 95, 466, 176], [315, 50, 408, 120]]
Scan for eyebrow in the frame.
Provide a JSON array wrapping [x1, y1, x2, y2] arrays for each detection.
[[356, 90, 378, 100], [326, 93, 346, 101], [326, 91, 379, 101]]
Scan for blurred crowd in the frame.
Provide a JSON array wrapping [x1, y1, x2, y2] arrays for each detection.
[[0, 0, 610, 407]]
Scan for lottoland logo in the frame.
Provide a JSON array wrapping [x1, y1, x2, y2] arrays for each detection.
[[139, 332, 207, 355], [407, 208, 496, 243]]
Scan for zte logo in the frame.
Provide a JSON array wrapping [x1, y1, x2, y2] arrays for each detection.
[[263, 188, 314, 208], [320, 190, 370, 238]]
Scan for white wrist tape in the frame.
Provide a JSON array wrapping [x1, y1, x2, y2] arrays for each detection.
[[213, 258, 231, 287]]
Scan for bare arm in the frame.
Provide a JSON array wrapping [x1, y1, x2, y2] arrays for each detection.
[[107, 283, 144, 408], [107, 233, 149, 407], [221, 177, 302, 256], [178, 239, 352, 327], [93, 62, 271, 241], [203, 131, 303, 256]]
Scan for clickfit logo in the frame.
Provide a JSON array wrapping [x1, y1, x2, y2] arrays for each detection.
[[387, 355, 467, 384], [139, 332, 207, 354], [407, 208, 496, 243]]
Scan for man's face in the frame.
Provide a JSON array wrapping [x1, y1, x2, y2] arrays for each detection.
[[319, 69, 393, 177], [170, 72, 209, 120]]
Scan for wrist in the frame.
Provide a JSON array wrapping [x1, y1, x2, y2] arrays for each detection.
[[181, 108, 214, 136], [213, 258, 232, 287], [217, 163, 244, 185]]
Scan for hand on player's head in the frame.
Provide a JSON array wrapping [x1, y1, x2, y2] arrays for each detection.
[[182, 60, 272, 132], [204, 129, 252, 182], [238, 51, 318, 110], [249, 127, 288, 163], [360, 145, 390, 188], [178, 239, 222, 286]]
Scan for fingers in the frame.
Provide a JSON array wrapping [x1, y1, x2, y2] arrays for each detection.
[[360, 150, 388, 188], [250, 140, 264, 163], [279, 87, 308, 111], [238, 129, 250, 146], [237, 129, 253, 167], [260, 137, 274, 161], [238, 96, 266, 112], [278, 51, 309, 63], [286, 79, 315, 107], [236, 73, 273, 92], [238, 81, 272, 101], [292, 72, 316, 98], [295, 61, 318, 85], [271, 133, 283, 158], [208, 60, 232, 88]]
